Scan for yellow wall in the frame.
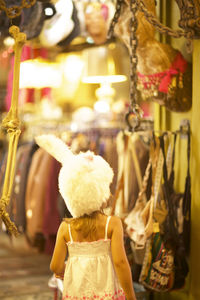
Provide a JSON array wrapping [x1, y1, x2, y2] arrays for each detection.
[[189, 39, 200, 300], [153, 2, 200, 298], [153, 39, 200, 300]]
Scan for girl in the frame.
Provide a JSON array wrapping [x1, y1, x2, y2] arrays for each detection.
[[35, 134, 136, 300]]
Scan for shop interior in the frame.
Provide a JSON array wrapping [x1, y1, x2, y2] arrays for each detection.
[[0, 1, 200, 300]]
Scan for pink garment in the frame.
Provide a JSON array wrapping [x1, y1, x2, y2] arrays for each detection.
[[5, 46, 51, 111], [62, 291, 125, 300]]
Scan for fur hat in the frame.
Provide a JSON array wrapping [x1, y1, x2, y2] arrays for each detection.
[[35, 134, 113, 217]]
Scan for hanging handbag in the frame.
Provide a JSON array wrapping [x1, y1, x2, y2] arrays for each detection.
[[125, 135, 164, 249], [160, 132, 190, 289], [125, 136, 164, 274], [125, 158, 152, 265], [139, 135, 175, 292], [139, 231, 175, 292], [125, 158, 153, 250]]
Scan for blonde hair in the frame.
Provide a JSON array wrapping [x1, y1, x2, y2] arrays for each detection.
[[65, 211, 104, 239]]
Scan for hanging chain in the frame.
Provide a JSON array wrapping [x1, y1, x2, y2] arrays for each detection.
[[129, 0, 138, 110], [176, 0, 200, 38], [107, 0, 124, 39], [0, 0, 36, 19], [136, 0, 193, 39], [126, 0, 143, 130], [108, 0, 143, 130]]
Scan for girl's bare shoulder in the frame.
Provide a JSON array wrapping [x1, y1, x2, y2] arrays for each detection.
[[109, 215, 122, 227], [58, 219, 72, 242], [58, 220, 67, 232], [106, 215, 123, 238]]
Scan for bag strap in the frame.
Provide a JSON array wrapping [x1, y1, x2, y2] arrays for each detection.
[[111, 133, 128, 215], [135, 157, 152, 205], [111, 173, 124, 215], [153, 148, 164, 210], [182, 124, 191, 254], [136, 135, 163, 209], [160, 134, 179, 240], [182, 124, 191, 217], [130, 138, 143, 191], [159, 134, 171, 204], [168, 133, 177, 187]]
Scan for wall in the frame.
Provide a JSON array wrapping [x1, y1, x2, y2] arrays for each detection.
[[153, 2, 200, 300], [189, 39, 200, 300], [153, 26, 200, 300]]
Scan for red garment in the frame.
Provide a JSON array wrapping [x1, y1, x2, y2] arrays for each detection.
[[5, 46, 51, 111], [137, 52, 188, 94], [159, 52, 187, 93]]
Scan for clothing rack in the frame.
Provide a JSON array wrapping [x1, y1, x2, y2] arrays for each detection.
[[20, 116, 124, 142], [124, 117, 190, 138], [71, 127, 121, 138]]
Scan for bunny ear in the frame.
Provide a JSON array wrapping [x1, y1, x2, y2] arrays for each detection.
[[35, 134, 74, 164]]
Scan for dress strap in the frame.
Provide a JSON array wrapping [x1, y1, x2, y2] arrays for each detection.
[[105, 216, 111, 240], [68, 223, 73, 243]]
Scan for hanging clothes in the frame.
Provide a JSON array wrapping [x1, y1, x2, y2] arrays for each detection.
[[1, 128, 120, 253], [25, 148, 53, 250], [8, 142, 38, 233], [101, 136, 118, 196], [114, 131, 150, 217], [43, 158, 62, 254]]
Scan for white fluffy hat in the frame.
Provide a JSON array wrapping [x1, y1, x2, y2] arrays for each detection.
[[35, 134, 113, 218]]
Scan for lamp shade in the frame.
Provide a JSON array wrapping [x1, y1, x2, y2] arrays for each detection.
[[19, 59, 62, 89], [82, 43, 127, 84]]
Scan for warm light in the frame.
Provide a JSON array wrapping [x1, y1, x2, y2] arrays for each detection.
[[26, 209, 32, 218], [94, 100, 110, 113], [63, 55, 84, 82], [41, 98, 63, 119], [72, 107, 95, 123], [82, 75, 127, 84], [19, 59, 62, 88], [95, 82, 115, 100], [3, 36, 15, 47], [70, 122, 78, 132]]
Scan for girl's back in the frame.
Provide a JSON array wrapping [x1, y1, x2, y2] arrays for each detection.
[[62, 214, 125, 300], [66, 212, 109, 242], [36, 134, 136, 300]]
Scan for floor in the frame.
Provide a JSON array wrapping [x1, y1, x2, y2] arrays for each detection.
[[0, 231, 56, 300]]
